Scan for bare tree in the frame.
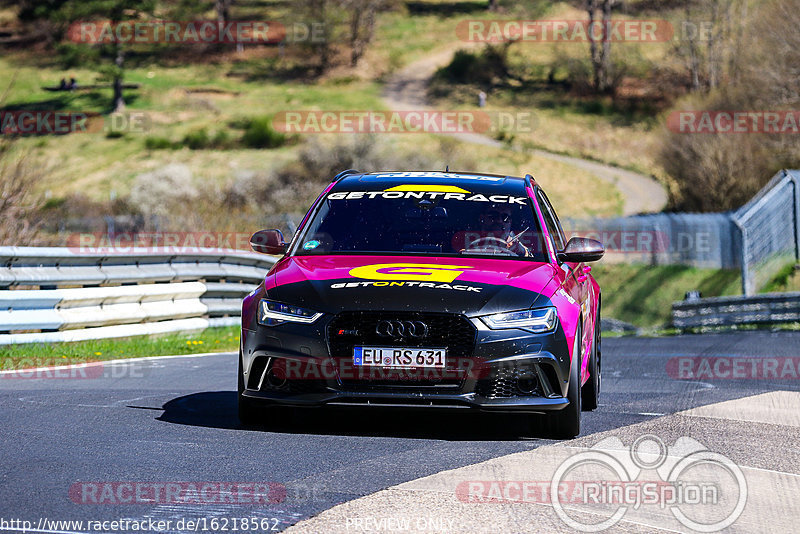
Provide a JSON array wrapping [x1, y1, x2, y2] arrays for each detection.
[[675, 0, 747, 92], [585, 0, 619, 93], [295, 0, 337, 73], [0, 143, 44, 245], [658, 0, 800, 212], [344, 0, 383, 67]]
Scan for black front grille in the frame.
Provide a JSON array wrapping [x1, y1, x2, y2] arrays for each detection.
[[475, 365, 542, 399], [327, 311, 477, 389]]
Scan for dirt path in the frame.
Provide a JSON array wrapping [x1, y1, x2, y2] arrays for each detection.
[[382, 47, 668, 216]]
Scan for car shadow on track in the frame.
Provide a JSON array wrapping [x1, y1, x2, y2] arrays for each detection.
[[154, 391, 561, 441]]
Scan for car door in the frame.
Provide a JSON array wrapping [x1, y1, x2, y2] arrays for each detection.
[[536, 189, 592, 367]]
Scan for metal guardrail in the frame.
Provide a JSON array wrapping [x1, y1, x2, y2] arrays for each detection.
[[0, 247, 276, 345], [672, 292, 800, 329], [563, 170, 800, 295], [732, 170, 800, 295]]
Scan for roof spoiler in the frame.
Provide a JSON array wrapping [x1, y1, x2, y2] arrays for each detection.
[[333, 169, 360, 182]]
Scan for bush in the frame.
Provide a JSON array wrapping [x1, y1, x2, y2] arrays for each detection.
[[129, 164, 198, 219], [241, 117, 286, 149], [658, 90, 783, 212], [436, 45, 514, 87], [55, 43, 101, 69], [224, 135, 475, 214], [144, 136, 175, 150], [211, 129, 233, 149], [182, 128, 211, 150]]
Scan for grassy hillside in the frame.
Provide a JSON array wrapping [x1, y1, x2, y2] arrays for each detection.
[[592, 264, 741, 328]]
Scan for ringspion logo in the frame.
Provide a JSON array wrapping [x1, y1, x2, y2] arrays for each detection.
[[550, 435, 746, 532]]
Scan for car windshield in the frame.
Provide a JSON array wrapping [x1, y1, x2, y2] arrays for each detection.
[[294, 186, 548, 261]]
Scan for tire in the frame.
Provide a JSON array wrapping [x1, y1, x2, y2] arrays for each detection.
[[545, 324, 582, 439], [238, 350, 260, 426], [581, 317, 601, 411]]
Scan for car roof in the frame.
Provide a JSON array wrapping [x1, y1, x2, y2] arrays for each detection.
[[333, 171, 538, 191]]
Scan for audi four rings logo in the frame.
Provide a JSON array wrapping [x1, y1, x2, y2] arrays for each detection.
[[375, 320, 429, 338]]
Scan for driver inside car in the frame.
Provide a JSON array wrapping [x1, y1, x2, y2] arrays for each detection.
[[469, 204, 532, 257]]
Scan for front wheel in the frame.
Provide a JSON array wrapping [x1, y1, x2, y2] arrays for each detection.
[[582, 318, 601, 411]]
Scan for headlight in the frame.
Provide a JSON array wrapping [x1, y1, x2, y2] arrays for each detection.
[[258, 299, 323, 326], [480, 307, 558, 333]]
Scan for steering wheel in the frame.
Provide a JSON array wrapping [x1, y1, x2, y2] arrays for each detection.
[[465, 236, 516, 255]]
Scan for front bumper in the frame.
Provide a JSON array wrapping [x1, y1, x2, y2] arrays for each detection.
[[240, 313, 573, 414]]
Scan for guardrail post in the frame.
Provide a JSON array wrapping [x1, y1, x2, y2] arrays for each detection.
[[732, 217, 750, 296], [792, 172, 800, 262]]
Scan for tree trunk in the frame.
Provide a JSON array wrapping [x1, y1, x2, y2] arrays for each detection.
[[706, 0, 720, 89], [349, 6, 363, 67], [112, 47, 125, 112], [349, 0, 377, 67], [684, 6, 701, 91], [600, 0, 613, 92], [216, 0, 230, 25], [587, 0, 615, 93], [316, 0, 332, 73], [587, 0, 601, 91]]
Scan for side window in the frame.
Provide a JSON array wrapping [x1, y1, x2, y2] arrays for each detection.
[[537, 190, 566, 251]]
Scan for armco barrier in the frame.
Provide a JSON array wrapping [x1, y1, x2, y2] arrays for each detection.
[[672, 292, 800, 329], [0, 247, 276, 345]]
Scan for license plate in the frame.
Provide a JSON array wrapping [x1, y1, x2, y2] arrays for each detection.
[[353, 347, 446, 368]]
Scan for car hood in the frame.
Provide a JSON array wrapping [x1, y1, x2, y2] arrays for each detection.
[[267, 255, 557, 316]]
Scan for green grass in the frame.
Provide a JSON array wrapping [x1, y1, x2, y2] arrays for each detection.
[[0, 0, 641, 208], [0, 54, 386, 199], [592, 264, 742, 328], [0, 326, 239, 369], [762, 262, 800, 293]]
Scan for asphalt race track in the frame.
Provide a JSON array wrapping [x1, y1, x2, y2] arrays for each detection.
[[1, 331, 799, 533]]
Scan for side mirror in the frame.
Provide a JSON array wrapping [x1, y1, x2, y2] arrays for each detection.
[[250, 229, 287, 255], [557, 237, 604, 263]]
